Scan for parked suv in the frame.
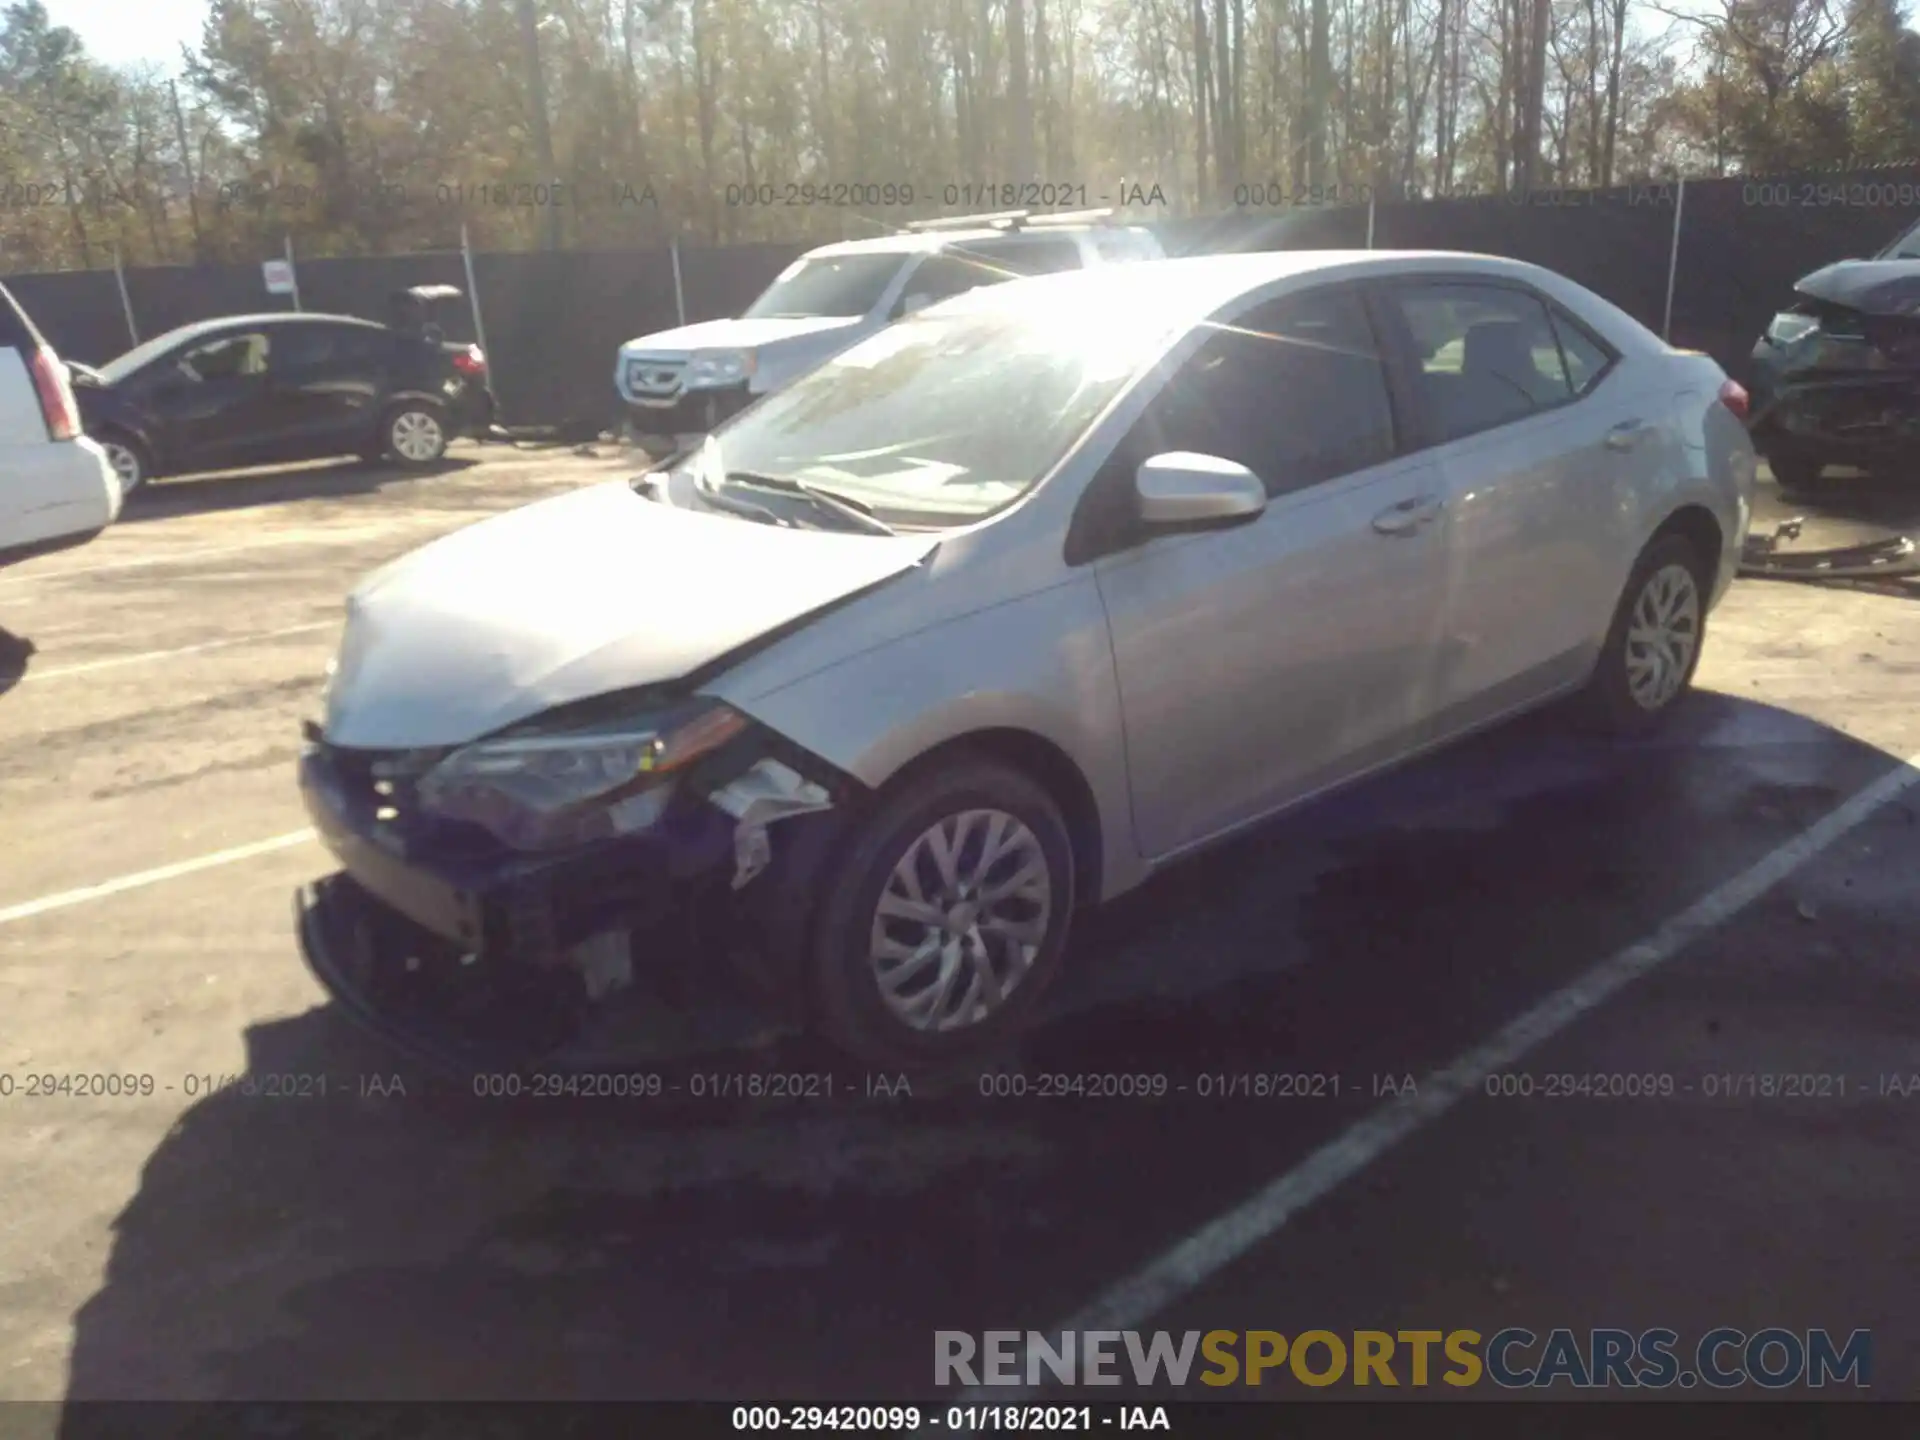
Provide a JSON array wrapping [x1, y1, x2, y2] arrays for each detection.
[[1747, 214, 1920, 490], [614, 209, 1165, 440], [71, 286, 495, 493], [0, 280, 121, 567]]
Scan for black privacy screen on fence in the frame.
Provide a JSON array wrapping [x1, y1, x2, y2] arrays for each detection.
[[6, 165, 1919, 429]]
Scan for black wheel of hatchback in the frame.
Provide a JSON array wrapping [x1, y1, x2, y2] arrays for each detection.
[[379, 402, 450, 467], [97, 429, 151, 495], [1581, 533, 1711, 737], [808, 756, 1077, 1072], [1764, 440, 1824, 493]]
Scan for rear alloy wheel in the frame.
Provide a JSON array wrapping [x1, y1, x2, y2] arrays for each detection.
[[809, 757, 1076, 1070], [99, 434, 147, 494], [1581, 534, 1709, 737], [384, 404, 448, 467]]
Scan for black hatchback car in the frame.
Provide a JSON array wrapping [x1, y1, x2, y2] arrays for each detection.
[[71, 286, 494, 493], [1747, 216, 1920, 490]]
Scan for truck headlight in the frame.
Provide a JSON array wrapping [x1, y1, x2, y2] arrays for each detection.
[[1765, 312, 1819, 346], [416, 698, 751, 851], [686, 350, 755, 388]]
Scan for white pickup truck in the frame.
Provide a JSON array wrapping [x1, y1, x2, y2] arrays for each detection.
[[1, 280, 121, 568], [614, 209, 1164, 443]]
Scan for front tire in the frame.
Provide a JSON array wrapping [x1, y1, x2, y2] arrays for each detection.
[[380, 403, 449, 468], [1581, 534, 1710, 737], [808, 757, 1077, 1071]]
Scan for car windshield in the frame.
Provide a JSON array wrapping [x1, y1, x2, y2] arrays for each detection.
[[673, 288, 1193, 528], [96, 327, 208, 384], [742, 253, 910, 319], [1879, 217, 1920, 259]]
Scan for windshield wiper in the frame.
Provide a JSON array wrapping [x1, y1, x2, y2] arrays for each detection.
[[692, 472, 798, 528], [721, 470, 897, 535]]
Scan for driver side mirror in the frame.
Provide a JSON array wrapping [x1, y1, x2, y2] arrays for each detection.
[[1134, 452, 1268, 529]]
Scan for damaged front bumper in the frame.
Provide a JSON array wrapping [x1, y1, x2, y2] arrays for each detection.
[[295, 734, 848, 1071], [1738, 516, 1920, 582]]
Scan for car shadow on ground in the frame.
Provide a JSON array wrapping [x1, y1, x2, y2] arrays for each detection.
[[0, 626, 34, 695], [116, 455, 482, 523], [57, 694, 1915, 1405]]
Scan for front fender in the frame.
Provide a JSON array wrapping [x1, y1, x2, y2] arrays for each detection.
[[704, 575, 1148, 902]]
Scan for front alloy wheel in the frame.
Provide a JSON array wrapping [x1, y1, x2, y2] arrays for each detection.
[[868, 808, 1054, 1033], [811, 757, 1076, 1069]]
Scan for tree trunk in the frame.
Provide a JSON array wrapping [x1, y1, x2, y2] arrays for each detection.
[[813, 0, 834, 173], [516, 0, 561, 247], [1007, 0, 1033, 182], [1192, 0, 1211, 206], [1519, 0, 1550, 188], [1307, 0, 1330, 186], [1601, 0, 1627, 185]]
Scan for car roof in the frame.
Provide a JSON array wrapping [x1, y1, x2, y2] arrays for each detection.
[[928, 247, 1646, 335], [803, 225, 1158, 259], [143, 311, 386, 349]]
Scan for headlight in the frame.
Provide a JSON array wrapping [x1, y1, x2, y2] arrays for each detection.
[[416, 698, 751, 851], [685, 350, 755, 388], [1766, 312, 1819, 346]]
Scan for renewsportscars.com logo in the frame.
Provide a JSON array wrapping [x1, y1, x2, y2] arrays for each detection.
[[935, 1328, 1872, 1390]]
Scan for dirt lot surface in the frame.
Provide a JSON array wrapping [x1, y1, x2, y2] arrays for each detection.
[[0, 446, 1914, 1410]]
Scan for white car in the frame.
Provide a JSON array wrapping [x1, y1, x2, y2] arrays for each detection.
[[614, 208, 1164, 442], [0, 281, 121, 567]]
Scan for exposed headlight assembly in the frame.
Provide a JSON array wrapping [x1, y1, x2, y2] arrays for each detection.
[[685, 350, 755, 389], [416, 698, 751, 851], [1765, 311, 1820, 346]]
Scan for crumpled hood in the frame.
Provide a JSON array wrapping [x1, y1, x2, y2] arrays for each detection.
[[322, 480, 937, 748], [1793, 259, 1920, 316], [618, 315, 864, 355]]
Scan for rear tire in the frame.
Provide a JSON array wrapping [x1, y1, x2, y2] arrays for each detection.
[[808, 756, 1077, 1072], [1580, 534, 1710, 737], [380, 402, 449, 468], [1765, 441, 1823, 494], [97, 430, 150, 495]]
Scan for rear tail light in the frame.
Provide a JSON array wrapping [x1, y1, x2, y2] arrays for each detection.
[[28, 345, 80, 440], [452, 345, 486, 376], [1717, 379, 1749, 422]]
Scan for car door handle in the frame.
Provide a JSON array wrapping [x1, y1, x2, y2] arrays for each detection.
[[1372, 495, 1444, 535], [1606, 418, 1653, 450]]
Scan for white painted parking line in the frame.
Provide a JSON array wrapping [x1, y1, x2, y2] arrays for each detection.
[[0, 830, 316, 927], [976, 750, 1920, 1400], [24, 621, 336, 681], [0, 516, 454, 589]]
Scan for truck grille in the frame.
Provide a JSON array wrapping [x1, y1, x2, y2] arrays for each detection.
[[625, 357, 685, 398]]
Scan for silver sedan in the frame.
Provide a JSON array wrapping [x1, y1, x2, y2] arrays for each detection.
[[300, 249, 1757, 1071]]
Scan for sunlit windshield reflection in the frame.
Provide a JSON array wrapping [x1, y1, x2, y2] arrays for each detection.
[[676, 293, 1191, 528]]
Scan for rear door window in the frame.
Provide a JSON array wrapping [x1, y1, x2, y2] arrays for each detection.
[[1387, 283, 1575, 443], [273, 324, 385, 371]]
